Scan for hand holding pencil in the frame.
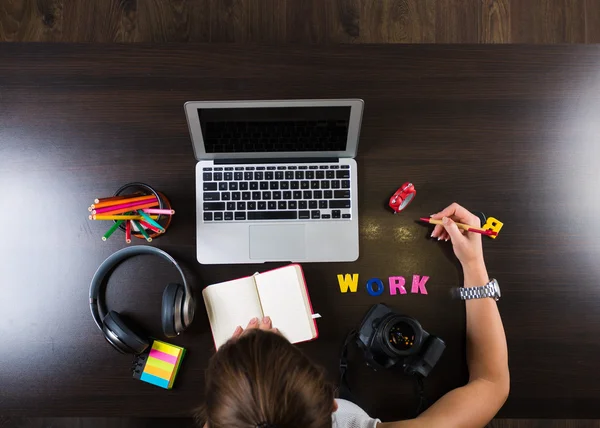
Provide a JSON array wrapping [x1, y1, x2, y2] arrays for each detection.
[[425, 203, 488, 268]]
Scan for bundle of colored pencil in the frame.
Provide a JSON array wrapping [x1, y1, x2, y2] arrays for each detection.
[[88, 194, 175, 243]]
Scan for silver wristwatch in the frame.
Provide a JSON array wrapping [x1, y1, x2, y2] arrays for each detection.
[[457, 278, 501, 301]]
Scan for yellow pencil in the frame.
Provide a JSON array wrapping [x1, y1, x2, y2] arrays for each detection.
[[419, 218, 497, 237], [90, 214, 159, 221]]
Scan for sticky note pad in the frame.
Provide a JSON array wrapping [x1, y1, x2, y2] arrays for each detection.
[[132, 340, 186, 389]]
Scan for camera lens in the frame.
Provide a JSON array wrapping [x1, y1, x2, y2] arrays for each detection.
[[378, 315, 422, 357], [388, 321, 415, 351]]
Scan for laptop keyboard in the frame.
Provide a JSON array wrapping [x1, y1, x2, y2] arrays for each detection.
[[201, 164, 353, 222]]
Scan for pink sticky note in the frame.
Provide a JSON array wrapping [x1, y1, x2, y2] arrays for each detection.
[[389, 276, 407, 295], [411, 275, 429, 294], [149, 349, 178, 365]]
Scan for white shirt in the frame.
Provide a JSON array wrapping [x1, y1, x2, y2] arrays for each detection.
[[332, 399, 381, 428]]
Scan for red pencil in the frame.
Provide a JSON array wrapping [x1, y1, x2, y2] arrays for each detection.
[[419, 217, 497, 237], [125, 220, 132, 243], [139, 220, 164, 234]]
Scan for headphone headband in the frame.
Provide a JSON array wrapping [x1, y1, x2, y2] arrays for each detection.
[[89, 246, 191, 331]]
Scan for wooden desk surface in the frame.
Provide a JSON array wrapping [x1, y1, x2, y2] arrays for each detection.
[[1, 44, 599, 420]]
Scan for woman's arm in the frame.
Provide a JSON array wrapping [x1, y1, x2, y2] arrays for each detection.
[[380, 203, 509, 428]]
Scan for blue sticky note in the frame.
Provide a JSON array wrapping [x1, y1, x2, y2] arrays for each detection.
[[140, 372, 170, 389]]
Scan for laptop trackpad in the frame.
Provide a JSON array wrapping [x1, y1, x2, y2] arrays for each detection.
[[249, 224, 306, 261]]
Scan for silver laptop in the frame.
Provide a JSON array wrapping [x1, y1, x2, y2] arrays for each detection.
[[184, 99, 363, 264]]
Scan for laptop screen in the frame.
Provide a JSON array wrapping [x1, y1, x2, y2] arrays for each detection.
[[198, 106, 351, 154]]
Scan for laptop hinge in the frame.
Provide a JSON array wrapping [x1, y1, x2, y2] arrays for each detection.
[[214, 157, 339, 165]]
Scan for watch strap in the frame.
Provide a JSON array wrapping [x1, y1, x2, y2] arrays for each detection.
[[458, 279, 499, 300]]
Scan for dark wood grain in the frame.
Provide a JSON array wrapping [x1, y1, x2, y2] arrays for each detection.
[[285, 0, 328, 43], [435, 0, 480, 43], [358, 0, 435, 43], [480, 0, 510, 42], [1, 0, 598, 43], [585, 0, 600, 43], [2, 44, 600, 421], [247, 0, 286, 43], [325, 0, 359, 42], [510, 0, 586, 43]]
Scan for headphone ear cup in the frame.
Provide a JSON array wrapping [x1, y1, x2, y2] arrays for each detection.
[[162, 283, 184, 338], [101, 323, 130, 354], [103, 311, 150, 354], [182, 293, 195, 329]]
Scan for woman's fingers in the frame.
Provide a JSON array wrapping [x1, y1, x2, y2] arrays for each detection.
[[232, 316, 277, 339], [431, 224, 444, 238], [245, 317, 260, 331], [432, 224, 447, 240], [431, 202, 480, 227], [243, 316, 273, 332], [259, 316, 272, 330]]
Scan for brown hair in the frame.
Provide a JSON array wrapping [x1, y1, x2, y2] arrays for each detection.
[[198, 329, 335, 428]]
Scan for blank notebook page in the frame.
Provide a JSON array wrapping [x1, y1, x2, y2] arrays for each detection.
[[202, 277, 264, 349], [255, 265, 316, 343]]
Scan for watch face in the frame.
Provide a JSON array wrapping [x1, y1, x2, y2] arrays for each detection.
[[494, 281, 501, 298]]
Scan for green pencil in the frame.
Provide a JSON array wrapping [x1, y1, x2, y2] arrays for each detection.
[[132, 220, 152, 242], [102, 220, 124, 241], [137, 210, 165, 231]]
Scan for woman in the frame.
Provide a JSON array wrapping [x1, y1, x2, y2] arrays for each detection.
[[199, 203, 509, 428]]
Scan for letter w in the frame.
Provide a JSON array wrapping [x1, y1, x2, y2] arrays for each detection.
[[337, 274, 359, 293]]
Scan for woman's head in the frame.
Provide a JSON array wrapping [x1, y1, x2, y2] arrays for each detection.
[[200, 329, 335, 428]]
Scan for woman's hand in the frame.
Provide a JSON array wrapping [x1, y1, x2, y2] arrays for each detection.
[[430, 202, 485, 269], [232, 316, 279, 339]]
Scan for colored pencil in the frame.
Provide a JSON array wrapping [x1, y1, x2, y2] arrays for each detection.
[[133, 220, 152, 242], [91, 214, 159, 220], [137, 210, 165, 231], [92, 201, 159, 215], [92, 195, 157, 209], [142, 208, 175, 215], [139, 220, 164, 234], [125, 220, 132, 243], [419, 217, 497, 237], [102, 220, 123, 241], [94, 194, 142, 204]]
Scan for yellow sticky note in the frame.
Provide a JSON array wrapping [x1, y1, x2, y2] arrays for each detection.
[[483, 217, 503, 239], [152, 340, 182, 357], [146, 356, 175, 372]]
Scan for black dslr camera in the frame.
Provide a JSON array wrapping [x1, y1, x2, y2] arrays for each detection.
[[356, 304, 446, 377]]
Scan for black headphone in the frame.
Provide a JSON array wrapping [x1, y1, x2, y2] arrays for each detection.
[[89, 246, 195, 354]]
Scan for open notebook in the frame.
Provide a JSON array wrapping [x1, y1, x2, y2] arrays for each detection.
[[202, 264, 318, 349]]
